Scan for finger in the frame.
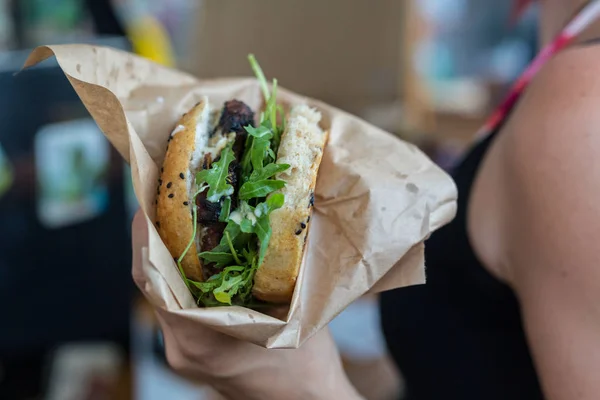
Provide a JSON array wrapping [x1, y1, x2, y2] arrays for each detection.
[[156, 310, 212, 383], [156, 308, 236, 367]]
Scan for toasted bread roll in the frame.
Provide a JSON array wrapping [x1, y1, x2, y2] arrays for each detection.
[[156, 99, 211, 282], [253, 105, 329, 303]]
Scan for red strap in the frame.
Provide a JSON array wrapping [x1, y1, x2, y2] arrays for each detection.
[[475, 1, 600, 141]]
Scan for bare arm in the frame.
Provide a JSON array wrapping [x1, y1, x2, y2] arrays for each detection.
[[495, 47, 600, 399]]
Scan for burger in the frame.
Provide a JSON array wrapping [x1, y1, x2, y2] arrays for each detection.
[[155, 55, 328, 307]]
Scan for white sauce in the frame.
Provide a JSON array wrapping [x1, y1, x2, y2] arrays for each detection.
[[229, 208, 257, 226], [229, 210, 243, 225], [171, 124, 185, 136]]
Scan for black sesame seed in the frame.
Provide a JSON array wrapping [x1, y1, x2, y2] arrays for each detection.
[[183, 201, 189, 206], [156, 221, 160, 227], [295, 229, 302, 235], [300, 222, 307, 229], [307, 216, 311, 223], [167, 182, 172, 189], [309, 192, 315, 207], [158, 179, 162, 185], [168, 193, 174, 198], [195, 101, 201, 106], [179, 172, 185, 179]]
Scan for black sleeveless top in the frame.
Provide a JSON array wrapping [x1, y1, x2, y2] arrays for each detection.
[[380, 112, 544, 399]]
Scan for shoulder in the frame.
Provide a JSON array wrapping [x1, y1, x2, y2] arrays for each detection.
[[484, 46, 600, 399], [505, 44, 600, 169], [493, 44, 600, 291], [468, 44, 600, 285]]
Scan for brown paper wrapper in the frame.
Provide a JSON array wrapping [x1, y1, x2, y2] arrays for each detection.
[[24, 45, 457, 349]]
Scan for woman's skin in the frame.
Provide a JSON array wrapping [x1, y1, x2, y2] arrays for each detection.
[[470, 1, 600, 399], [133, 1, 600, 399]]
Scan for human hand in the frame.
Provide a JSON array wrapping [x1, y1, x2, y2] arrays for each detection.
[[132, 211, 363, 400]]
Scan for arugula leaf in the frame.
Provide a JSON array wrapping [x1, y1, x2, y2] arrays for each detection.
[[267, 80, 278, 132], [257, 193, 285, 215], [249, 163, 290, 182], [242, 119, 276, 174], [248, 54, 270, 101], [240, 217, 254, 233], [238, 179, 285, 200], [195, 265, 256, 306], [224, 231, 243, 265], [211, 220, 250, 253], [277, 105, 286, 132], [213, 266, 247, 304], [254, 216, 273, 266], [190, 280, 217, 294], [219, 197, 231, 222], [175, 204, 199, 292], [254, 193, 284, 220], [245, 125, 272, 139], [251, 137, 271, 171], [241, 247, 255, 263], [196, 145, 235, 202], [241, 130, 273, 178], [237, 261, 259, 301], [254, 194, 285, 264], [190, 273, 223, 296], [198, 252, 235, 268]]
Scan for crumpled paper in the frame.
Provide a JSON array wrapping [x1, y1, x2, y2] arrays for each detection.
[[24, 45, 457, 349]]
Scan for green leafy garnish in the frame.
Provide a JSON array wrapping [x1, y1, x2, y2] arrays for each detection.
[[256, 194, 285, 262], [219, 197, 231, 222], [213, 266, 246, 304], [245, 125, 272, 138], [198, 252, 235, 268], [240, 217, 255, 233], [238, 179, 285, 200], [196, 145, 235, 202], [254, 216, 272, 266], [249, 163, 290, 182], [241, 125, 274, 176], [211, 220, 251, 253], [256, 193, 285, 216], [176, 54, 292, 307], [249, 54, 270, 103], [267, 80, 278, 130], [176, 205, 198, 292], [224, 230, 243, 265]]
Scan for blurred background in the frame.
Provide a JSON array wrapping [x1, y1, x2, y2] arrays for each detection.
[[0, 0, 538, 399]]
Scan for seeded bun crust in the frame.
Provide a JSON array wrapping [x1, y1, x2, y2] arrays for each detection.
[[155, 100, 210, 282], [252, 105, 329, 303]]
